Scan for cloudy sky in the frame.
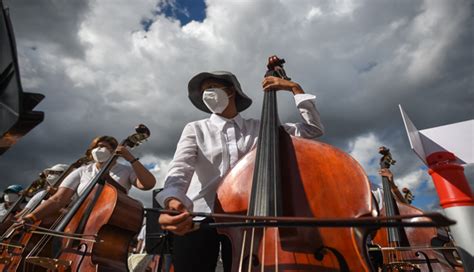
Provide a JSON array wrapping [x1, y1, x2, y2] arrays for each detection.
[[1, 0, 472, 210]]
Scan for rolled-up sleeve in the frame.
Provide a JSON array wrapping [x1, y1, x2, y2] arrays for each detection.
[[156, 123, 197, 210], [282, 93, 324, 139], [59, 167, 81, 192]]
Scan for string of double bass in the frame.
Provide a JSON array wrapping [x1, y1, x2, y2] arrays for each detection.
[[381, 175, 401, 265], [239, 65, 284, 271], [381, 174, 416, 267]]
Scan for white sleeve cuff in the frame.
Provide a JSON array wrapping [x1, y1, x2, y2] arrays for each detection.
[[156, 187, 194, 211], [293, 93, 316, 106]]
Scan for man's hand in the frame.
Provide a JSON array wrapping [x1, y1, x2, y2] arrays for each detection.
[[21, 213, 37, 225], [7, 213, 35, 237], [158, 198, 194, 236], [14, 209, 27, 220], [378, 168, 394, 181], [262, 76, 304, 95]]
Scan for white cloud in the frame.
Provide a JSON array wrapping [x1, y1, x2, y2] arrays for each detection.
[[425, 200, 443, 212], [396, 168, 430, 191], [306, 7, 323, 21], [348, 133, 383, 177], [139, 154, 172, 188], [128, 153, 173, 207], [403, 0, 469, 82], [331, 0, 358, 17]]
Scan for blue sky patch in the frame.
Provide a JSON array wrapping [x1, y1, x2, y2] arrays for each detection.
[[368, 157, 377, 166], [368, 175, 381, 187], [158, 0, 206, 26], [144, 162, 157, 170], [141, 18, 154, 32]]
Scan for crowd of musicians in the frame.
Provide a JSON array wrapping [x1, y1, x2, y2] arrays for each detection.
[[0, 65, 463, 272]]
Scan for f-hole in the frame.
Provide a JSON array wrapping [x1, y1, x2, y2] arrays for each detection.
[[416, 251, 433, 272], [314, 246, 350, 272]]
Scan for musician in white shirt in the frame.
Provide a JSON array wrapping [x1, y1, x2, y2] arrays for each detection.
[[157, 70, 324, 272], [22, 135, 156, 223], [15, 164, 68, 219]]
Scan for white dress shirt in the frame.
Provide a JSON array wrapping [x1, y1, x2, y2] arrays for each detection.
[[60, 163, 137, 195], [157, 94, 324, 213]]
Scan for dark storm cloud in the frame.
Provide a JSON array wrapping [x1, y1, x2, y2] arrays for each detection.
[[0, 0, 180, 186], [1, 0, 90, 185], [4, 0, 90, 58]]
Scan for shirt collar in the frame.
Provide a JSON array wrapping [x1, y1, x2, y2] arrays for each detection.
[[209, 113, 244, 131]]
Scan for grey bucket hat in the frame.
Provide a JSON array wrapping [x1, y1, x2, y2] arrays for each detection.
[[188, 71, 253, 113]]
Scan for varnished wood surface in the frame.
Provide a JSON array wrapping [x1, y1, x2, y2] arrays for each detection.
[[216, 135, 374, 271], [372, 200, 459, 271], [54, 183, 143, 272]]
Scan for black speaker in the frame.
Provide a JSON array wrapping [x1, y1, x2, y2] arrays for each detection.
[[1, 1, 44, 155], [145, 188, 173, 254]]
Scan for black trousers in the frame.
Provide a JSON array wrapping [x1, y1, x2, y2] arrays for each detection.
[[172, 219, 232, 272]]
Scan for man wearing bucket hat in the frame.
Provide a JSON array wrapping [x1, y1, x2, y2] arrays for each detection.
[[15, 164, 69, 219], [157, 71, 324, 271]]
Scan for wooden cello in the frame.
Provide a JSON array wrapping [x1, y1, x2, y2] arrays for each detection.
[[0, 176, 45, 236], [214, 56, 375, 271], [0, 175, 45, 266], [24, 125, 151, 272], [371, 146, 457, 271], [0, 157, 88, 272]]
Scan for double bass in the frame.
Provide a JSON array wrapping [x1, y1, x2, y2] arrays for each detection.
[[214, 56, 376, 271], [371, 146, 458, 271], [24, 125, 150, 272]]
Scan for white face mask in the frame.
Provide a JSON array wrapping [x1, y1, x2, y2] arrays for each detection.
[[46, 174, 61, 185], [4, 193, 19, 203], [202, 88, 232, 114], [91, 147, 112, 163]]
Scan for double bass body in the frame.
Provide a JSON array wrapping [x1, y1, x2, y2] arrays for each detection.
[[216, 134, 375, 271]]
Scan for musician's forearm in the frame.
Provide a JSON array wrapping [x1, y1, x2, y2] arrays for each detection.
[[28, 187, 74, 221], [132, 162, 156, 190], [30, 197, 66, 220], [290, 83, 305, 95]]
